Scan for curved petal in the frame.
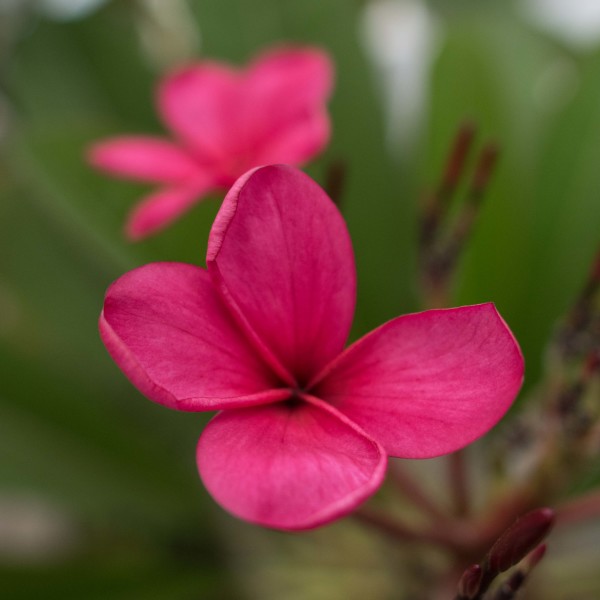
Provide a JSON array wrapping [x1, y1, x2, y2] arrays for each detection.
[[125, 182, 215, 240], [244, 47, 333, 164], [207, 165, 356, 386], [248, 46, 333, 105], [254, 109, 331, 167], [157, 62, 241, 162], [100, 262, 287, 411], [87, 136, 200, 183], [196, 394, 386, 530], [314, 304, 524, 458]]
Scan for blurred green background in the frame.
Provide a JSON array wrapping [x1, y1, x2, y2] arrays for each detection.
[[1, 0, 600, 598]]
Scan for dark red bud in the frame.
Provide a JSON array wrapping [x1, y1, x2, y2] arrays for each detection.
[[443, 122, 476, 190], [524, 543, 547, 571], [486, 508, 555, 574], [457, 564, 482, 599], [471, 144, 499, 195], [591, 251, 600, 283], [585, 351, 600, 377]]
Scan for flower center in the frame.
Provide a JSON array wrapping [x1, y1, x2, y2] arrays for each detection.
[[283, 390, 304, 409]]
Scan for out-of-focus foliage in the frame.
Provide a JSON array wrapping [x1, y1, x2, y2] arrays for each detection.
[[1, 0, 600, 598]]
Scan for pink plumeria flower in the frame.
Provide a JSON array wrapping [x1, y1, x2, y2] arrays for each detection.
[[87, 46, 332, 240], [99, 165, 524, 530]]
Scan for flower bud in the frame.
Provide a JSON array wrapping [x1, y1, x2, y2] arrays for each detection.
[[486, 508, 554, 574], [457, 563, 482, 599]]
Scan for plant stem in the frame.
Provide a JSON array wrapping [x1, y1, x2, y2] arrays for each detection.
[[388, 460, 449, 523], [449, 450, 470, 517], [557, 489, 600, 527]]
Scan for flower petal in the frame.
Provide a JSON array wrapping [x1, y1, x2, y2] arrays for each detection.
[[245, 47, 333, 164], [87, 136, 200, 183], [157, 62, 241, 163], [255, 109, 331, 167], [100, 262, 287, 411], [247, 46, 333, 123], [207, 165, 356, 386], [125, 183, 214, 240], [196, 394, 386, 530], [314, 304, 524, 458], [251, 45, 332, 89]]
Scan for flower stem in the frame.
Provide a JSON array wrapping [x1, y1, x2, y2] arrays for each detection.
[[354, 507, 466, 552], [388, 460, 449, 522], [557, 488, 600, 527], [449, 449, 470, 517]]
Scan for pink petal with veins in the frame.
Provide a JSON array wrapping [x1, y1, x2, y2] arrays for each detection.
[[100, 262, 287, 411], [207, 165, 356, 386], [314, 304, 524, 458], [197, 394, 386, 530]]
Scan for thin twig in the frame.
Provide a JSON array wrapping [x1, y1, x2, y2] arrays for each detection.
[[354, 507, 461, 551], [388, 460, 449, 523], [420, 122, 475, 249], [556, 488, 600, 527], [418, 125, 499, 310], [449, 450, 470, 518]]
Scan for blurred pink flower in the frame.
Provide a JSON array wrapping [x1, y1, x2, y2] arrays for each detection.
[[88, 47, 332, 239], [99, 165, 524, 530]]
